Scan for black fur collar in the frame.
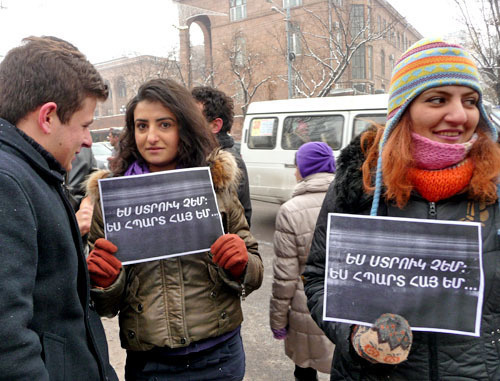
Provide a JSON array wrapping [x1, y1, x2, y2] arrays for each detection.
[[332, 131, 374, 213]]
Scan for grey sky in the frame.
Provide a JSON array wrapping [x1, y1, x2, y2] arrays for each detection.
[[0, 0, 463, 64]]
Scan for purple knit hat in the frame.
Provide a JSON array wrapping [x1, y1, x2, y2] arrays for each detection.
[[296, 142, 336, 178]]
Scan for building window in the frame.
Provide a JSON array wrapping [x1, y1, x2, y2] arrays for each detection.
[[389, 54, 395, 70], [116, 77, 127, 98], [352, 45, 366, 80], [350, 4, 365, 36], [283, 0, 302, 7], [377, 15, 381, 34], [230, 0, 247, 21], [104, 80, 113, 100], [367, 45, 373, 80], [380, 50, 385, 77]]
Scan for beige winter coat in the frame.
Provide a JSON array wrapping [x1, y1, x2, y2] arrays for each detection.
[[270, 172, 334, 374], [87, 149, 264, 352]]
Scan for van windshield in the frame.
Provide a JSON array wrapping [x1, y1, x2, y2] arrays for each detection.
[[282, 115, 344, 150]]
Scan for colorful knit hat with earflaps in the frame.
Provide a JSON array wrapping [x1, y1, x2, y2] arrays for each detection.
[[370, 37, 499, 215]]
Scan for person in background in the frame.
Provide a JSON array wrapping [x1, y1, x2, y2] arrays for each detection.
[[107, 127, 120, 156], [66, 147, 97, 249], [270, 142, 335, 381], [304, 37, 500, 380], [0, 36, 116, 380], [192, 86, 252, 227], [85, 78, 264, 381]]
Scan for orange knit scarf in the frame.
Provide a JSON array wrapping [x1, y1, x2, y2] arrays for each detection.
[[407, 159, 474, 202]]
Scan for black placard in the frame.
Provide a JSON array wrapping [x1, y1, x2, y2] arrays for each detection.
[[324, 213, 483, 336], [98, 167, 224, 264]]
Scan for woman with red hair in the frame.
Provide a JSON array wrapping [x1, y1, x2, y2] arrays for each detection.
[[304, 37, 500, 380]]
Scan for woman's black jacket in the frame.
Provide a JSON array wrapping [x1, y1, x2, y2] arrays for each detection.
[[304, 133, 500, 380]]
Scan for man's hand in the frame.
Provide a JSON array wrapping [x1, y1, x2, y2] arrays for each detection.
[[75, 196, 94, 236]]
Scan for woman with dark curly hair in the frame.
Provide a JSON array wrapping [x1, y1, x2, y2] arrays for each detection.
[[304, 38, 500, 380], [85, 78, 263, 381]]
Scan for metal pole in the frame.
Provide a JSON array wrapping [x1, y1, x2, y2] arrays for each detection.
[[285, 3, 293, 98]]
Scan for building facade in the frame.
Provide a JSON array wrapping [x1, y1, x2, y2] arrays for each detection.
[[175, 0, 422, 137], [92, 55, 183, 130]]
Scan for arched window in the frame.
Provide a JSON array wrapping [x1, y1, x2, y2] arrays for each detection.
[[380, 50, 385, 77], [105, 80, 112, 100], [116, 77, 127, 98]]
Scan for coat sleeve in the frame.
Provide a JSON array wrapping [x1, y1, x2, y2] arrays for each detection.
[[221, 193, 263, 296], [269, 203, 300, 330], [88, 197, 126, 317], [0, 172, 50, 380], [303, 181, 358, 365]]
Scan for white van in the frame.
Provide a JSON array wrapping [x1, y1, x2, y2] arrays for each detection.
[[240, 94, 389, 204]]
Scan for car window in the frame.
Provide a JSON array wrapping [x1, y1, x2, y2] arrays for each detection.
[[248, 118, 278, 149], [282, 115, 344, 150], [92, 143, 112, 155], [352, 114, 387, 139]]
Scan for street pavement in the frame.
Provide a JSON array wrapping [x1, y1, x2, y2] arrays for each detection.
[[102, 200, 330, 381]]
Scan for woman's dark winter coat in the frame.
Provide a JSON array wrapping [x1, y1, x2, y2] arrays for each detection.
[[0, 119, 116, 380], [304, 132, 500, 380]]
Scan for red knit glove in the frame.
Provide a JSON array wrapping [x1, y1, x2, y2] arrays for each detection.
[[210, 234, 248, 279], [87, 238, 122, 288]]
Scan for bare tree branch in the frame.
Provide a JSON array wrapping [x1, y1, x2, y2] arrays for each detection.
[[454, 0, 500, 103], [273, 1, 397, 97]]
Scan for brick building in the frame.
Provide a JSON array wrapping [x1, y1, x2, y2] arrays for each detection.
[[175, 0, 421, 138], [92, 55, 183, 131]]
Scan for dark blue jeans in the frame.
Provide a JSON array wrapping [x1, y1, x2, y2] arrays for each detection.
[[125, 332, 245, 381]]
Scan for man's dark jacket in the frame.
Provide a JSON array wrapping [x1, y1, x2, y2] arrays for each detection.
[[66, 146, 97, 210], [0, 119, 117, 380], [218, 132, 252, 227], [304, 132, 500, 380]]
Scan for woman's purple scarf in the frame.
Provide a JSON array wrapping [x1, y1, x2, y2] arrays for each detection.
[[124, 160, 150, 176]]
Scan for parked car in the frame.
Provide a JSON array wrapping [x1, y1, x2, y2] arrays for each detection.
[[91, 126, 124, 143], [91, 141, 112, 169]]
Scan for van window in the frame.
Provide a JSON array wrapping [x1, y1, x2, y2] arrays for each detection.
[[352, 114, 387, 138], [248, 118, 278, 149], [282, 115, 344, 150]]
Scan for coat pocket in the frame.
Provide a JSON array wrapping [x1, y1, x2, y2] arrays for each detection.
[[42, 332, 66, 381]]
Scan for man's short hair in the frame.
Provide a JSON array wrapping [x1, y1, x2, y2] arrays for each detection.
[[109, 128, 121, 137], [191, 86, 234, 134], [0, 36, 108, 125]]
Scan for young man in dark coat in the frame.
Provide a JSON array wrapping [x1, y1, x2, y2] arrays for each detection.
[[192, 86, 253, 227], [0, 36, 117, 381]]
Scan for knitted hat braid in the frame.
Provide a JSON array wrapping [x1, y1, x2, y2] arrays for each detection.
[[370, 37, 498, 215]]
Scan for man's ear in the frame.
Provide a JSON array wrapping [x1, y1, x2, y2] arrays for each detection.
[[37, 102, 58, 134], [210, 118, 223, 134]]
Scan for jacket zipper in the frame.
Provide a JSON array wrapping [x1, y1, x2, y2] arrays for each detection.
[[241, 284, 246, 301], [428, 202, 437, 219], [427, 201, 439, 381]]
